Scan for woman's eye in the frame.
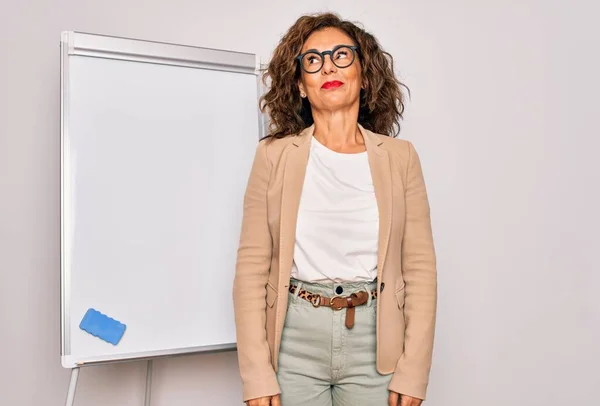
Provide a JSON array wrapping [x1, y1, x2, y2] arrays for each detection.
[[336, 51, 348, 59], [307, 56, 320, 64]]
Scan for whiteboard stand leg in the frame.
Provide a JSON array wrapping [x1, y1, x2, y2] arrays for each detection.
[[65, 367, 80, 406], [144, 360, 153, 406]]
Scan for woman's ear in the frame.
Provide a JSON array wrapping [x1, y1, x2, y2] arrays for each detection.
[[298, 81, 306, 98], [361, 77, 368, 90]]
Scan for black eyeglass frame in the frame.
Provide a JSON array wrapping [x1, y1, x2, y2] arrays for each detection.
[[296, 45, 360, 74]]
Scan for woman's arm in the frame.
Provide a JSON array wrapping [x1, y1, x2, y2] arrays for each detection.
[[233, 140, 281, 402], [388, 140, 438, 401]]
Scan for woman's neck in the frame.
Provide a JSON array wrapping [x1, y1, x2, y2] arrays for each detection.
[[311, 110, 365, 153]]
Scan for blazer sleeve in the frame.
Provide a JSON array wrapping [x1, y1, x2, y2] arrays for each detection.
[[388, 140, 438, 400], [232, 140, 281, 401]]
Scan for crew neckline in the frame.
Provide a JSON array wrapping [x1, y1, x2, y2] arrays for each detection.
[[311, 136, 367, 157]]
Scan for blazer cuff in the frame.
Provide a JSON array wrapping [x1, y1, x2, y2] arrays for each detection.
[[387, 369, 428, 401], [242, 374, 281, 403]]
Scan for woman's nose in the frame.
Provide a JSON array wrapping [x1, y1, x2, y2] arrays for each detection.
[[321, 54, 337, 74]]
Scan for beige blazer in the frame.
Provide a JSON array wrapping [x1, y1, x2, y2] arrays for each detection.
[[233, 124, 437, 402]]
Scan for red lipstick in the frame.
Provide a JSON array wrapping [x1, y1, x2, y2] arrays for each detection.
[[321, 80, 344, 89]]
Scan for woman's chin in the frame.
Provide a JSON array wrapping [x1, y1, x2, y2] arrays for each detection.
[[317, 99, 359, 112]]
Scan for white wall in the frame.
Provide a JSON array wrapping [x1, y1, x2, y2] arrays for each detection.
[[1, 1, 599, 405]]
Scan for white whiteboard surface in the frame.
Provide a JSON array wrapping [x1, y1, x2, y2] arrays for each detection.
[[60, 32, 261, 368]]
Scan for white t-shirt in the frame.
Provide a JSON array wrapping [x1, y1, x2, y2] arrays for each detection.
[[290, 135, 379, 283]]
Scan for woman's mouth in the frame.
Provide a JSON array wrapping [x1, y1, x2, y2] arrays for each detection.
[[321, 81, 344, 89]]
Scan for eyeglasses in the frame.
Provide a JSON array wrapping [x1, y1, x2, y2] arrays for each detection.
[[296, 45, 360, 74]]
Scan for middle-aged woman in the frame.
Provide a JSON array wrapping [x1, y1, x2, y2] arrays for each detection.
[[233, 12, 437, 406]]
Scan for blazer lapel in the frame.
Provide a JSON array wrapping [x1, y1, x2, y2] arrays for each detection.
[[279, 125, 314, 283], [278, 124, 393, 282], [360, 125, 393, 280]]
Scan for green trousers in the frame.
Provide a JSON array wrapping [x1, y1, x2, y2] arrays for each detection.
[[276, 278, 393, 406]]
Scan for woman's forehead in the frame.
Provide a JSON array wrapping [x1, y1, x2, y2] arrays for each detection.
[[301, 28, 355, 53]]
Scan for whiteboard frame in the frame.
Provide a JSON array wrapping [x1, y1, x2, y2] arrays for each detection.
[[60, 31, 265, 367]]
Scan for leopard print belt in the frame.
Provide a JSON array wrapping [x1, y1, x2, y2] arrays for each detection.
[[288, 284, 378, 329]]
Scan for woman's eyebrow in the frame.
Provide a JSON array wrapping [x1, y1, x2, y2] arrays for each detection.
[[304, 46, 342, 53]]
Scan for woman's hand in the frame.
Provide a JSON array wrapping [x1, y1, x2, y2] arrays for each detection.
[[246, 394, 281, 406], [389, 391, 422, 406]]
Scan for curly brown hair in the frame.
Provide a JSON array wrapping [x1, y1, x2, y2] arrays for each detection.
[[259, 12, 409, 139]]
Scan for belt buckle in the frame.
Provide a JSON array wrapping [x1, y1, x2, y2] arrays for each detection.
[[329, 296, 344, 310]]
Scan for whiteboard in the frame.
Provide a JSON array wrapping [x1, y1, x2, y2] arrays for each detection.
[[60, 31, 263, 368]]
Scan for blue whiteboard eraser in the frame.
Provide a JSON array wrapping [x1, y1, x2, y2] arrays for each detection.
[[79, 308, 126, 345]]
